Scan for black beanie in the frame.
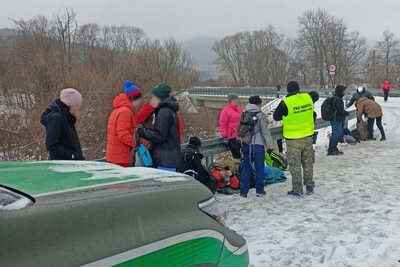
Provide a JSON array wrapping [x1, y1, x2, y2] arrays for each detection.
[[287, 81, 300, 93], [189, 136, 202, 147], [249, 95, 262, 105]]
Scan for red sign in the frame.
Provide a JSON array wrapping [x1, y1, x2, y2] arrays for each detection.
[[328, 64, 336, 74]]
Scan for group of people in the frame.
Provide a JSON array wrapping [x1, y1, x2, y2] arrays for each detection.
[[40, 79, 388, 198], [41, 81, 183, 172], [218, 81, 318, 197], [327, 84, 386, 156]]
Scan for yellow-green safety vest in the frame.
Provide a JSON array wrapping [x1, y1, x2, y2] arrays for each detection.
[[282, 93, 315, 139]]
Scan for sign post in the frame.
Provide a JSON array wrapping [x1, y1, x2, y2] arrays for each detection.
[[328, 64, 336, 75]]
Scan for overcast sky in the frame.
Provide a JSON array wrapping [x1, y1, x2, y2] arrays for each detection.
[[1, 0, 399, 42]]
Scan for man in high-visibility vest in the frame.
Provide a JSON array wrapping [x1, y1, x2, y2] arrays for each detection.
[[273, 81, 319, 196]]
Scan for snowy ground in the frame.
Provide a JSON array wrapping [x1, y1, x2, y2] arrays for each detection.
[[218, 97, 400, 267]]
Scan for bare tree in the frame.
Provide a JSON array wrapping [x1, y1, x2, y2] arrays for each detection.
[[52, 7, 79, 73], [376, 30, 400, 82], [297, 8, 367, 88], [213, 26, 295, 86]]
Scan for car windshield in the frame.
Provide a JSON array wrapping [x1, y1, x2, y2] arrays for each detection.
[[0, 186, 34, 211]]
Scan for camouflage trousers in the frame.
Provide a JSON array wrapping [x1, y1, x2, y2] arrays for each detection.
[[286, 136, 315, 194]]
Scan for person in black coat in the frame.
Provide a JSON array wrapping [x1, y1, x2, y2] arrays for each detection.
[[138, 84, 181, 171], [178, 136, 217, 193], [346, 86, 375, 108], [328, 85, 350, 156], [40, 88, 84, 160]]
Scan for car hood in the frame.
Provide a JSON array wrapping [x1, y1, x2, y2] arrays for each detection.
[[0, 161, 191, 196]]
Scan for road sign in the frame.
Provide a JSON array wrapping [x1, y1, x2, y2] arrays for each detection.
[[328, 64, 336, 75]]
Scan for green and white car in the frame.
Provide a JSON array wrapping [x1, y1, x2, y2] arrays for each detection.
[[0, 161, 249, 267]]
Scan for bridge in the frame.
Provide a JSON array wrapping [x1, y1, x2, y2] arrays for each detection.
[[187, 87, 400, 109]]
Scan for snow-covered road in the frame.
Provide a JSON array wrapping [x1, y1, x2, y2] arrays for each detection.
[[218, 97, 400, 267]]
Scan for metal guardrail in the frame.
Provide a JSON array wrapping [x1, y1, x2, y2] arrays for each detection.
[[188, 110, 357, 165], [188, 87, 277, 98], [188, 87, 400, 98]]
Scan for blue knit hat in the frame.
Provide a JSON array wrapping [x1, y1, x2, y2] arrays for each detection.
[[123, 80, 142, 99]]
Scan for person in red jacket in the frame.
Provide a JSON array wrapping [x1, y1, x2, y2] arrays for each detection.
[[381, 80, 391, 102], [219, 94, 243, 163], [106, 80, 148, 167]]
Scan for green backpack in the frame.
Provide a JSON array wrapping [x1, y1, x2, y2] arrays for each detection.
[[265, 151, 287, 171]]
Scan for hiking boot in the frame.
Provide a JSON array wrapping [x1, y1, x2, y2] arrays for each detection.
[[367, 138, 377, 141], [306, 186, 314, 195], [240, 193, 247, 198], [256, 190, 266, 198], [327, 150, 341, 156], [380, 136, 386, 141], [337, 150, 344, 154], [287, 190, 303, 197]]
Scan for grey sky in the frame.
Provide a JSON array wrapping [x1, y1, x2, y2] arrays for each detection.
[[1, 0, 399, 42]]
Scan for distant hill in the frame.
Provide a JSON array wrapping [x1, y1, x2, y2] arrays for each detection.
[[0, 28, 16, 39], [181, 36, 220, 80]]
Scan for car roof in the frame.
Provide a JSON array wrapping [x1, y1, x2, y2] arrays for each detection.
[[0, 161, 187, 196]]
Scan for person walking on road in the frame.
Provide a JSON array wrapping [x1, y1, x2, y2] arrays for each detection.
[[346, 85, 374, 108], [138, 84, 182, 172], [40, 88, 84, 161], [239, 95, 274, 198], [273, 81, 319, 196], [381, 80, 391, 102], [219, 93, 243, 166], [356, 97, 386, 141], [328, 85, 350, 156]]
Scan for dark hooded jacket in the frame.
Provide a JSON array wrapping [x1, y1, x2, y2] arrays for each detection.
[[178, 144, 207, 182], [139, 97, 181, 168], [177, 144, 217, 193], [331, 86, 349, 122], [347, 90, 374, 108], [40, 99, 84, 160]]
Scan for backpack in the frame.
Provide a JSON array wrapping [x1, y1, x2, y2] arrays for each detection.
[[321, 96, 336, 121], [237, 111, 260, 144], [357, 121, 368, 141], [264, 166, 287, 185], [133, 144, 153, 167], [265, 151, 288, 171]]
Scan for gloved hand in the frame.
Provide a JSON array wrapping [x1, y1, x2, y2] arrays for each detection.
[[267, 148, 273, 154], [137, 127, 145, 138], [222, 137, 229, 145]]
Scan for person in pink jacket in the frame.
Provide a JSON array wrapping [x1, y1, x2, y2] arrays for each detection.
[[219, 94, 243, 161]]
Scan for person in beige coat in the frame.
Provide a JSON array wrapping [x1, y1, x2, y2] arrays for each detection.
[[356, 97, 386, 141]]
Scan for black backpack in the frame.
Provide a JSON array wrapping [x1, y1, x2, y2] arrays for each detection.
[[321, 96, 336, 121], [237, 111, 260, 144]]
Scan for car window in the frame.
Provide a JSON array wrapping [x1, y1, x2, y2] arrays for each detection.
[[0, 185, 34, 211]]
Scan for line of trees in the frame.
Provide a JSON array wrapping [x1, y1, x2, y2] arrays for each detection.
[[0, 7, 198, 160], [213, 8, 400, 89]]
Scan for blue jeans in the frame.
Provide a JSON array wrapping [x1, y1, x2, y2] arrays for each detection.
[[157, 167, 176, 172], [240, 144, 265, 194], [329, 121, 343, 152]]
